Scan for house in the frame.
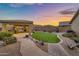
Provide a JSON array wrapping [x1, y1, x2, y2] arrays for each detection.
[[33, 25, 58, 32], [59, 21, 71, 32], [0, 20, 33, 35], [59, 21, 70, 27], [70, 9, 79, 36]]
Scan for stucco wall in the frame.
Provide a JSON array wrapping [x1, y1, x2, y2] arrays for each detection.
[[71, 14, 79, 36]]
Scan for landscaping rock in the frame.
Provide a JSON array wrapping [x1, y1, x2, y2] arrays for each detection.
[[39, 41, 44, 46], [25, 35, 29, 38], [0, 41, 5, 47]]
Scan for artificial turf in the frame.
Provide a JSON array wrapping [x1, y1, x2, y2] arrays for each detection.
[[32, 31, 60, 43]]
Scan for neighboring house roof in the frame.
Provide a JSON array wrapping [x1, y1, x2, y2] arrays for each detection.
[[70, 9, 79, 24], [59, 21, 70, 26], [0, 20, 33, 24]]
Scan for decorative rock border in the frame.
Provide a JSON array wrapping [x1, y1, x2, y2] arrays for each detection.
[[57, 34, 63, 44], [0, 41, 5, 48], [32, 33, 63, 45]]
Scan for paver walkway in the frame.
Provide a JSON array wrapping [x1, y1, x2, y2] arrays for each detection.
[[58, 33, 79, 56], [13, 33, 79, 56], [14, 33, 49, 56], [48, 33, 79, 56], [48, 43, 69, 56], [0, 42, 21, 56], [48, 33, 69, 56]]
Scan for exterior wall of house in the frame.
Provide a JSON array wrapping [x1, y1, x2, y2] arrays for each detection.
[[59, 21, 71, 32], [59, 26, 71, 32], [71, 14, 79, 36]]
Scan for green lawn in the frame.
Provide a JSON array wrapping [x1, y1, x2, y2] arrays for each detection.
[[32, 31, 60, 43]]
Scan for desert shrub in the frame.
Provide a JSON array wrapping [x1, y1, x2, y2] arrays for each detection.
[[0, 32, 16, 45], [3, 37, 17, 44], [0, 32, 12, 37], [0, 32, 13, 41]]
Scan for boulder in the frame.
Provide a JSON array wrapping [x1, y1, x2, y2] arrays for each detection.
[[0, 41, 5, 47]]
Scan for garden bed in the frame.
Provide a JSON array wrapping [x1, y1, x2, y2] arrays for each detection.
[[0, 32, 17, 46]]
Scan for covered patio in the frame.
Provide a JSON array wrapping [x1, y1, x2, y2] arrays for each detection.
[[0, 20, 33, 35]]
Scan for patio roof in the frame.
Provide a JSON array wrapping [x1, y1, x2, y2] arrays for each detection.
[[0, 20, 33, 24]]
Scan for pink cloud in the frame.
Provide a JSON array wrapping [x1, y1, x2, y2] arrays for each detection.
[[59, 8, 77, 15]]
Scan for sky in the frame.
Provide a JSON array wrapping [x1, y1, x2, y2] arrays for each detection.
[[0, 3, 79, 26]]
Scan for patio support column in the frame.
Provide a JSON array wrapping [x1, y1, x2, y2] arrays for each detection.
[[2, 23, 7, 32], [29, 24, 33, 36], [13, 25, 18, 34]]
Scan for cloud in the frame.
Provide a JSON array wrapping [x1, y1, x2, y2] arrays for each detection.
[[59, 8, 77, 15], [9, 3, 43, 8], [9, 4, 24, 7]]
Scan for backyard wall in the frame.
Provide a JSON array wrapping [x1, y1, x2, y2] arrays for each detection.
[[59, 26, 71, 32]]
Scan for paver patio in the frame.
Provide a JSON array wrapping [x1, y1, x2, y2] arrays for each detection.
[[13, 33, 79, 56], [58, 33, 79, 56], [14, 33, 49, 56], [0, 42, 21, 56], [48, 43, 69, 56], [48, 33, 79, 56]]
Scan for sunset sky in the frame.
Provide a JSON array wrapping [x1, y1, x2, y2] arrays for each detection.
[[0, 3, 79, 26]]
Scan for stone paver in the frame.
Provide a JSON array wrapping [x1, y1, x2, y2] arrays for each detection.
[[48, 33, 79, 56], [13, 33, 79, 56], [48, 33, 69, 56], [0, 42, 21, 56], [48, 43, 69, 56], [58, 33, 79, 56], [14, 33, 49, 56]]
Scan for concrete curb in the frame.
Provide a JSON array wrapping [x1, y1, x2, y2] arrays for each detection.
[[57, 34, 63, 44]]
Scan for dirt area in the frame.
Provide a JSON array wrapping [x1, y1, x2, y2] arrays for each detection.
[[0, 42, 21, 56]]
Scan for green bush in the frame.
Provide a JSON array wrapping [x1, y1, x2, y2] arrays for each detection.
[[0, 32, 16, 45], [3, 37, 17, 45], [0, 32, 13, 41]]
